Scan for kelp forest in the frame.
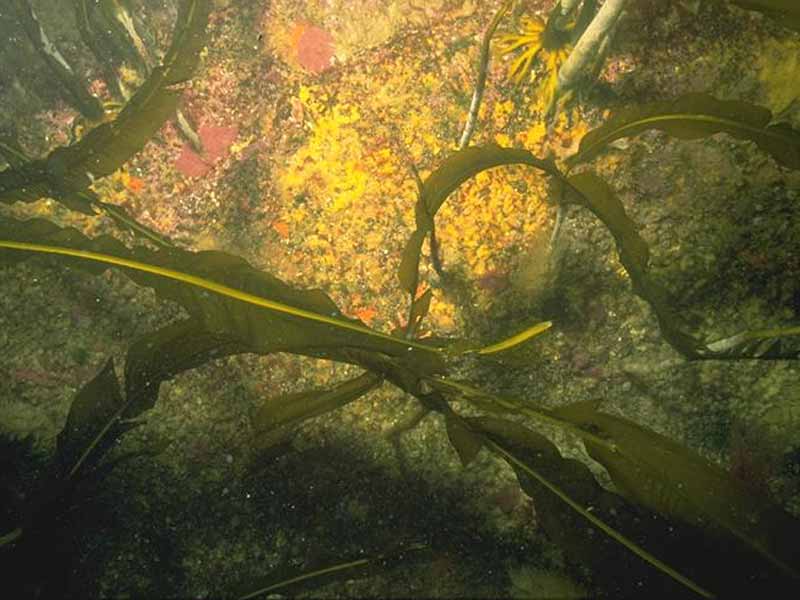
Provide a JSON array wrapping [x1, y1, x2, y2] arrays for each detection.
[[1, 0, 800, 597]]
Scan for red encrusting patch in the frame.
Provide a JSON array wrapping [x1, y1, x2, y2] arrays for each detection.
[[175, 124, 239, 178], [125, 175, 145, 193], [271, 220, 290, 238], [295, 23, 335, 74]]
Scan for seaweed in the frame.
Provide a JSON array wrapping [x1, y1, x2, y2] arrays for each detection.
[[471, 415, 798, 597], [1, 1, 800, 598], [567, 92, 800, 168], [1, 318, 242, 596], [730, 0, 800, 32], [9, 0, 104, 120], [0, 0, 209, 246]]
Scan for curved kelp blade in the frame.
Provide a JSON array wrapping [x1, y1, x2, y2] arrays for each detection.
[[0, 219, 447, 373], [565, 172, 800, 360], [567, 93, 800, 169], [398, 145, 559, 298], [730, 0, 800, 31], [124, 318, 249, 416], [565, 171, 702, 357], [236, 542, 429, 600], [552, 400, 800, 583], [0, 0, 209, 209], [469, 417, 715, 598], [252, 372, 382, 454], [57, 0, 210, 180], [419, 146, 559, 217]]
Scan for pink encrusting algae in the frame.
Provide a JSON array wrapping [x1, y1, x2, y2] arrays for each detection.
[[175, 124, 239, 177], [294, 23, 335, 74]]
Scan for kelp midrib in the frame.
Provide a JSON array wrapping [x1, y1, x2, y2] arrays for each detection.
[[486, 439, 715, 599], [0, 239, 440, 354], [0, 238, 552, 359]]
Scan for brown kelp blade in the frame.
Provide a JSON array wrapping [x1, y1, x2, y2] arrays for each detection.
[[552, 399, 800, 582], [55, 0, 211, 180], [730, 0, 800, 32], [564, 171, 700, 356], [468, 416, 715, 598], [398, 229, 426, 295], [567, 93, 800, 169], [56, 358, 134, 481], [472, 414, 800, 596], [445, 412, 484, 467], [424, 374, 619, 454], [405, 287, 433, 336], [59, 317, 245, 480], [565, 171, 800, 360], [252, 372, 382, 452], [0, 317, 251, 552], [398, 145, 558, 298], [123, 318, 248, 415], [0, 219, 447, 374], [0, 0, 210, 210]]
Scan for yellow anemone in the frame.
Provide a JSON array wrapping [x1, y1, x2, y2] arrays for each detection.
[[496, 16, 546, 83], [497, 15, 572, 112]]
